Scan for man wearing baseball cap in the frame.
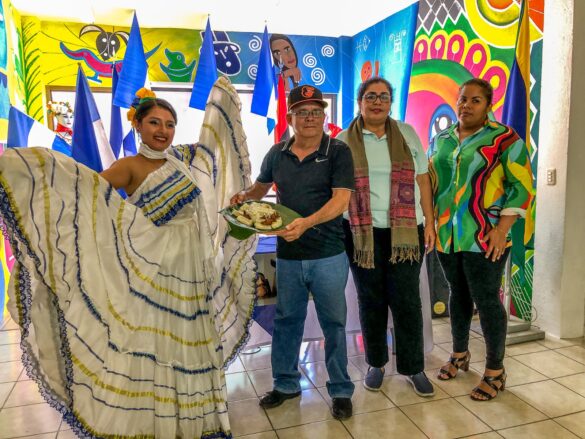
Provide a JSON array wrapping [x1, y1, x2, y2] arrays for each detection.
[[231, 84, 355, 419]]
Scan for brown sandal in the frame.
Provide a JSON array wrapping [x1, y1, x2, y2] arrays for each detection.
[[437, 351, 471, 380], [470, 368, 506, 401]]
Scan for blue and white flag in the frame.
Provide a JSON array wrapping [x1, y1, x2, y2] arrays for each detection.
[[114, 13, 148, 108], [123, 129, 137, 157], [72, 65, 115, 172], [7, 106, 71, 155], [189, 18, 218, 110], [250, 26, 276, 134]]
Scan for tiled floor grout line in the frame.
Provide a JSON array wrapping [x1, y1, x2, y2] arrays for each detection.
[[553, 347, 585, 365], [0, 380, 17, 411], [3, 316, 585, 438], [393, 404, 433, 438]]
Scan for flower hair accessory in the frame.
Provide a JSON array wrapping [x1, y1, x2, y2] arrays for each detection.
[[127, 88, 157, 127], [47, 101, 73, 116]]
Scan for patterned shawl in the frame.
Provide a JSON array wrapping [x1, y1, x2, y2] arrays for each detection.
[[346, 116, 420, 268]]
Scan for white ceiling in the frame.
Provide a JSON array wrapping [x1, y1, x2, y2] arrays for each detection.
[[11, 0, 418, 37]]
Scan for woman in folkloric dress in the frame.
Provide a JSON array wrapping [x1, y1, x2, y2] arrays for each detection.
[[0, 77, 257, 438]]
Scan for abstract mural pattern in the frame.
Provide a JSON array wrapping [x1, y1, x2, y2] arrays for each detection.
[[27, 22, 341, 93], [406, 0, 544, 320]]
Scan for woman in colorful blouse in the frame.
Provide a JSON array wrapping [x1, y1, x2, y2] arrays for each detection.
[[428, 78, 534, 401], [338, 77, 436, 397]]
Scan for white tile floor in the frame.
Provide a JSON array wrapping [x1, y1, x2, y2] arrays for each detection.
[[2, 315, 585, 438]]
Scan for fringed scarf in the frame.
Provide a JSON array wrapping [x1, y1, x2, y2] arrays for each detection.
[[346, 116, 420, 268]]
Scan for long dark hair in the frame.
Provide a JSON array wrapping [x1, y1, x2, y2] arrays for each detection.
[[269, 33, 298, 71]]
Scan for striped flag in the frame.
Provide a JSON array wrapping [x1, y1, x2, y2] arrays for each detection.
[[7, 106, 71, 154], [502, 0, 531, 154], [274, 72, 289, 143], [251, 26, 277, 135], [72, 65, 115, 172], [501, 0, 534, 246]]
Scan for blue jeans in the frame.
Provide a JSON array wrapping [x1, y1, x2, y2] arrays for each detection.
[[271, 252, 355, 398]]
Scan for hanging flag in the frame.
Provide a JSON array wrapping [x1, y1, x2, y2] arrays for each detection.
[[72, 65, 115, 172], [502, 0, 531, 153], [7, 106, 71, 155], [251, 26, 276, 134], [113, 13, 148, 108], [327, 123, 343, 138], [274, 72, 289, 142], [501, 0, 534, 247], [189, 18, 218, 110], [123, 129, 137, 156], [110, 65, 124, 158]]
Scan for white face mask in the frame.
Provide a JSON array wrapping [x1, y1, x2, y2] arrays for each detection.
[[56, 113, 73, 128]]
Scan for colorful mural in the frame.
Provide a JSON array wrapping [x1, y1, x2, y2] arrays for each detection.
[[406, 0, 544, 320], [0, 0, 9, 137], [21, 16, 45, 122], [27, 22, 341, 93], [350, 3, 419, 121]]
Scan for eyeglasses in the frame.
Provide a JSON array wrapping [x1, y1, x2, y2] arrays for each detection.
[[363, 93, 391, 104], [289, 109, 325, 118]]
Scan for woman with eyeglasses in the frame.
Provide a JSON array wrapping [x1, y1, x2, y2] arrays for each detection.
[[337, 77, 436, 396]]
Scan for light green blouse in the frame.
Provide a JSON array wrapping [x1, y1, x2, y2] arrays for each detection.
[[339, 121, 428, 227]]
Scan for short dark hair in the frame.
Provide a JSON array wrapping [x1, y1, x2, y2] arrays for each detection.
[[459, 78, 494, 105], [357, 77, 393, 102], [134, 98, 178, 124]]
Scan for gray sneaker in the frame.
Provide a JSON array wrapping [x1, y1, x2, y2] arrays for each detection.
[[407, 372, 435, 397], [363, 367, 384, 391]]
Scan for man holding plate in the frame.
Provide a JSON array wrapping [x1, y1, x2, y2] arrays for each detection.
[[231, 85, 355, 420]]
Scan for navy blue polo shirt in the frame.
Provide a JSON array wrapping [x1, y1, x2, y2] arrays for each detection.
[[256, 133, 355, 260]]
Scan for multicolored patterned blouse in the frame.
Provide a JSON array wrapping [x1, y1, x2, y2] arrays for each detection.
[[428, 120, 534, 253]]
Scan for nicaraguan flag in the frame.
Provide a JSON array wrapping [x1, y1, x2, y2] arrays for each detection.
[[114, 13, 148, 108], [7, 106, 71, 155], [189, 18, 218, 110], [251, 26, 277, 134], [72, 65, 116, 172]]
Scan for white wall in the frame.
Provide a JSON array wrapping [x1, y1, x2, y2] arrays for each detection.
[[533, 0, 585, 337]]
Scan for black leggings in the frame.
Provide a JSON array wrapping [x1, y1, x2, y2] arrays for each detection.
[[343, 220, 425, 375], [437, 250, 510, 370]]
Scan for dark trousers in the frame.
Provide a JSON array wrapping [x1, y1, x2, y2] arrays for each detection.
[[437, 250, 509, 370], [343, 220, 425, 375]]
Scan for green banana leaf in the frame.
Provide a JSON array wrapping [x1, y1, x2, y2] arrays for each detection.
[[220, 201, 302, 240]]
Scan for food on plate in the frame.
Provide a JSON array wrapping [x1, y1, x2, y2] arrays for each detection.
[[231, 202, 283, 230]]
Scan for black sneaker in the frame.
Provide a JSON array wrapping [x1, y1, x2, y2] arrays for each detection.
[[407, 372, 435, 397], [259, 389, 301, 408], [363, 367, 384, 391], [331, 397, 353, 420]]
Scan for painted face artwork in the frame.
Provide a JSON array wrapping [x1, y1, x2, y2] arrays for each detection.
[[56, 112, 73, 128], [271, 38, 297, 69]]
